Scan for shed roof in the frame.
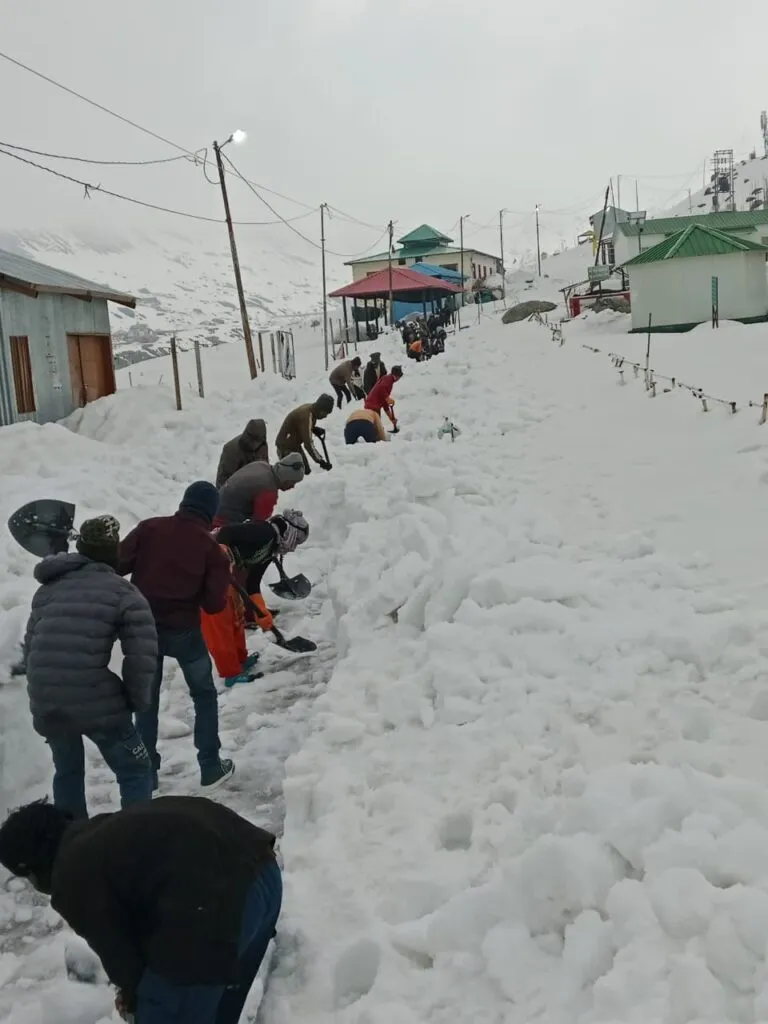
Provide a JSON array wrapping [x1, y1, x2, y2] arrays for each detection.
[[329, 266, 462, 300], [616, 209, 768, 239], [397, 224, 453, 247], [0, 248, 136, 307], [621, 224, 768, 267]]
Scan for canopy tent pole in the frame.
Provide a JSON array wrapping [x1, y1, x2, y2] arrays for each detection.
[[343, 296, 349, 348], [354, 298, 361, 344]]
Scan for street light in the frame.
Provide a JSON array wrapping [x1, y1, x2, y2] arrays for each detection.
[[212, 130, 258, 378], [627, 210, 647, 256]]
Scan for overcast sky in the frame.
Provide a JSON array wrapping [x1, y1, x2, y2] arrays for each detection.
[[1, 0, 767, 257]]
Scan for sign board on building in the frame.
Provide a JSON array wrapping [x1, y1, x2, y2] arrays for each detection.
[[587, 265, 612, 283], [711, 276, 719, 328]]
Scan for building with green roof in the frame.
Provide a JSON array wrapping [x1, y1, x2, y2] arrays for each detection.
[[345, 223, 502, 296], [612, 208, 768, 267], [620, 224, 768, 332]]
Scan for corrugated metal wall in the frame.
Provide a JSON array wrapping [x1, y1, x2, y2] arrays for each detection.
[[0, 290, 111, 425]]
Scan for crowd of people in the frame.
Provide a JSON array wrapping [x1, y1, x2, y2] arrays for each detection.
[[0, 340, 415, 1023]]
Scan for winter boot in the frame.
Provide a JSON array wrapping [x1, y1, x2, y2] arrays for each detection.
[[201, 758, 235, 791], [223, 670, 260, 688], [242, 653, 260, 672]]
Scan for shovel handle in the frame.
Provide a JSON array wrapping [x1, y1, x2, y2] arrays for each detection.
[[233, 580, 286, 645]]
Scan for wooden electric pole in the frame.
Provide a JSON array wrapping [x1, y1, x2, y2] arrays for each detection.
[[321, 202, 329, 371], [213, 140, 257, 379], [535, 205, 542, 276], [499, 208, 506, 306], [387, 220, 394, 327]]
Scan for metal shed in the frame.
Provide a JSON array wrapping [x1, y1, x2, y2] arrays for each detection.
[[0, 248, 136, 426]]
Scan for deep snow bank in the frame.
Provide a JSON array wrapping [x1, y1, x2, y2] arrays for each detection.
[[263, 318, 768, 1024]]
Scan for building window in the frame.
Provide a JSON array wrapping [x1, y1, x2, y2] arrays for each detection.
[[415, 257, 423, 263], [472, 263, 477, 278], [9, 335, 36, 414], [398, 258, 406, 266], [445, 263, 458, 271]]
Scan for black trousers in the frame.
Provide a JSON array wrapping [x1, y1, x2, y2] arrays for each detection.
[[332, 383, 352, 408]]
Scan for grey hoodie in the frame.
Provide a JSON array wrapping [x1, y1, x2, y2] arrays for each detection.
[[24, 553, 158, 738], [216, 419, 269, 488]]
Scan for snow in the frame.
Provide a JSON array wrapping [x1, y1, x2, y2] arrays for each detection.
[[6, 306, 768, 1021]]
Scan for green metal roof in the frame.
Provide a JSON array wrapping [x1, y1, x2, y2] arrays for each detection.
[[621, 224, 768, 266], [346, 245, 499, 267], [397, 223, 453, 247], [617, 209, 768, 238]]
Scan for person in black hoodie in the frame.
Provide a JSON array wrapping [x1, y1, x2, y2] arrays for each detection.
[[0, 796, 281, 1024]]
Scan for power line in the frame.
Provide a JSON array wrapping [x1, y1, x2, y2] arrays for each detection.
[[0, 145, 316, 227], [0, 140, 193, 167], [221, 151, 389, 259]]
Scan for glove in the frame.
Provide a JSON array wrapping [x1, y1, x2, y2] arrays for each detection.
[[304, 464, 312, 475], [319, 459, 332, 471], [248, 593, 274, 632], [313, 427, 326, 439]]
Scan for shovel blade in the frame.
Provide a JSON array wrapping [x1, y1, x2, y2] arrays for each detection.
[[8, 499, 76, 558], [269, 573, 312, 601], [278, 635, 317, 654]]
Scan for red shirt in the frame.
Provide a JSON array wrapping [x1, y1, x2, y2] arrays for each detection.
[[364, 373, 397, 414]]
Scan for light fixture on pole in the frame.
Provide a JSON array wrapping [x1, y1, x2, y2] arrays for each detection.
[[213, 129, 257, 379], [535, 205, 542, 277]]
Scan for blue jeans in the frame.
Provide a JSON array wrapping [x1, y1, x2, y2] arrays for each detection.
[[48, 724, 152, 820], [136, 626, 221, 779], [135, 859, 282, 1024], [344, 419, 379, 444]]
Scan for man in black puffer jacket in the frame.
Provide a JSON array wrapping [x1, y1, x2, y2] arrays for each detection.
[[23, 515, 158, 819], [0, 796, 281, 1024]]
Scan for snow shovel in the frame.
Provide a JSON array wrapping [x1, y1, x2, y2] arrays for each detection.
[[233, 581, 317, 654], [268, 555, 312, 601], [7, 499, 76, 558]]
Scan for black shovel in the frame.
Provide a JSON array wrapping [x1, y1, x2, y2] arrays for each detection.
[[8, 499, 76, 558], [233, 581, 317, 654], [268, 556, 312, 601]]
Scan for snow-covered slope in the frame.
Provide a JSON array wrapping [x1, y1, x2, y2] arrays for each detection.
[[0, 221, 347, 370], [6, 311, 768, 1021]]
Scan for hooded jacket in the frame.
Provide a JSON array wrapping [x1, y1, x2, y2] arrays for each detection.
[[24, 554, 157, 737], [275, 403, 325, 464], [363, 355, 387, 395], [216, 461, 280, 526], [50, 796, 276, 1007], [215, 419, 268, 489]]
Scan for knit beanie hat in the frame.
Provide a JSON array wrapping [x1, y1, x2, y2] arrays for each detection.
[[180, 481, 219, 524], [391, 365, 403, 378], [76, 515, 120, 565], [271, 509, 309, 554], [273, 453, 305, 487]]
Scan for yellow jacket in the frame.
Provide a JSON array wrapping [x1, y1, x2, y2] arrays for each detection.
[[346, 407, 388, 441]]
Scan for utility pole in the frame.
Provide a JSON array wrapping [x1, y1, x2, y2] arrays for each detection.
[[458, 213, 470, 329], [499, 208, 507, 306], [387, 220, 394, 327], [213, 140, 257, 379], [320, 202, 329, 371], [535, 205, 542, 276], [635, 179, 640, 212], [617, 174, 621, 211]]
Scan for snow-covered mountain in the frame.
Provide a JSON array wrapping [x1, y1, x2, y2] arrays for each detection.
[[0, 221, 347, 369]]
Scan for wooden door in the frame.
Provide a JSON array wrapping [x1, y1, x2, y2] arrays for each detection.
[[67, 335, 116, 407]]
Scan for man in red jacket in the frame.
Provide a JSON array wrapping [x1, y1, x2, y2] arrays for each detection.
[[119, 482, 235, 793], [365, 364, 403, 431]]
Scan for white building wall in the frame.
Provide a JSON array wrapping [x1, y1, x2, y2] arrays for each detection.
[[628, 252, 768, 330], [615, 225, 768, 269]]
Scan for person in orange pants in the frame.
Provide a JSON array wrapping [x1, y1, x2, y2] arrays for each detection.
[[200, 546, 256, 687], [208, 513, 309, 686]]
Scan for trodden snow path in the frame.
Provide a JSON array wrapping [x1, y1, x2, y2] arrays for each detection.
[[5, 314, 768, 1022]]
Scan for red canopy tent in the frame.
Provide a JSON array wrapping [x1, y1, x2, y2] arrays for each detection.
[[329, 266, 461, 343]]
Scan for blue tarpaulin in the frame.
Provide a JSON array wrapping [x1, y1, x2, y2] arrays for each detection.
[[393, 263, 462, 321]]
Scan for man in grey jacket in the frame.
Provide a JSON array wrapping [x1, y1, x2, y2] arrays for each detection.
[[23, 515, 158, 820], [215, 418, 269, 489]]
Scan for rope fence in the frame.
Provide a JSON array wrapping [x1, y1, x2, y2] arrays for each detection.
[[529, 315, 768, 426]]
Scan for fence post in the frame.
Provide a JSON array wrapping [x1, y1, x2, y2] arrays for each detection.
[[761, 393, 768, 425], [270, 332, 277, 373], [170, 335, 182, 411], [329, 320, 336, 360], [258, 331, 266, 372], [194, 339, 204, 398]]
